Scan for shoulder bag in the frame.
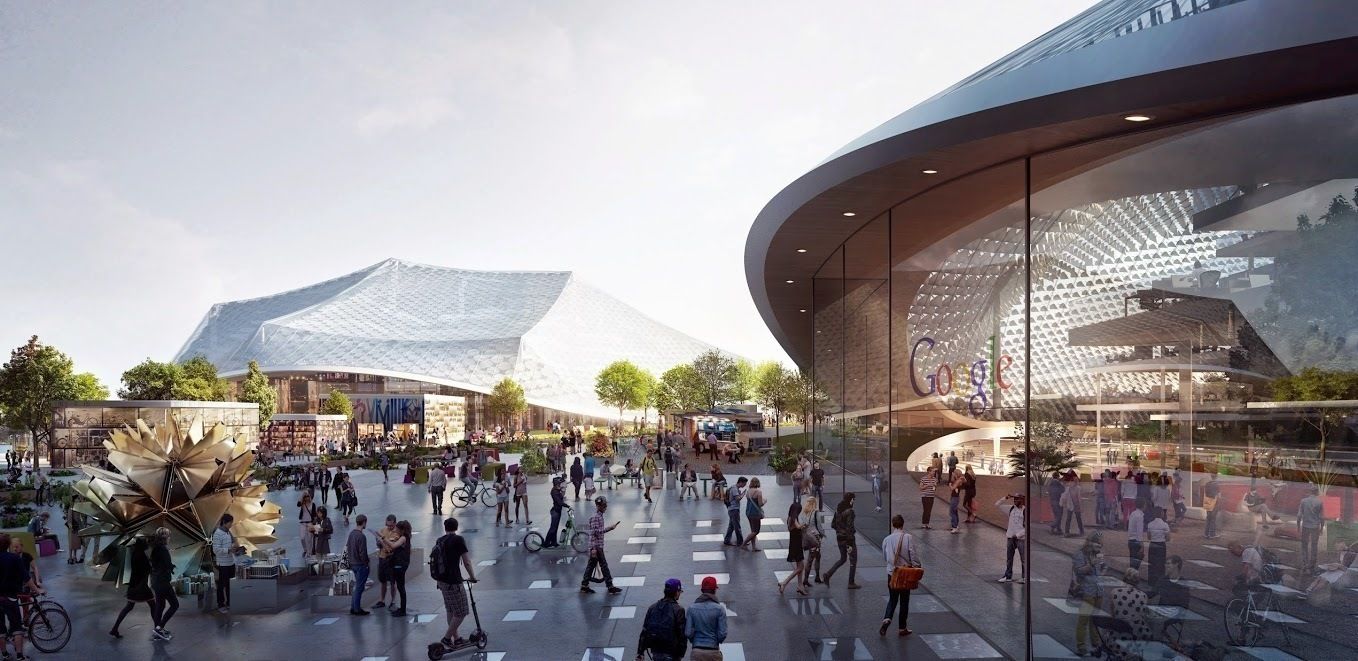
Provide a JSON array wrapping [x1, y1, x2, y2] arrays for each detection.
[[888, 534, 923, 590]]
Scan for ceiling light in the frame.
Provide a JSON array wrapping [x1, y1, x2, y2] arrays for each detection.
[[785, 279, 795, 284], [796, 249, 807, 253], [921, 169, 938, 174], [799, 309, 807, 313], [1123, 114, 1152, 122], [842, 212, 856, 217]]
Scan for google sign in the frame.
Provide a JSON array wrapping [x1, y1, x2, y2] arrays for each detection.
[[909, 335, 1015, 416]]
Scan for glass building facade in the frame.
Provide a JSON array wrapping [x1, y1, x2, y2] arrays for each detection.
[[748, 2, 1358, 657]]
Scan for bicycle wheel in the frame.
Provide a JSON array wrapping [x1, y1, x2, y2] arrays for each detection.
[[27, 603, 71, 653], [1224, 598, 1258, 647], [480, 489, 496, 508], [451, 488, 473, 508], [570, 531, 588, 554], [523, 531, 544, 552]]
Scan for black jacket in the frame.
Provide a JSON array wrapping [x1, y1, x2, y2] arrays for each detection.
[[637, 597, 687, 659], [570, 463, 584, 483]]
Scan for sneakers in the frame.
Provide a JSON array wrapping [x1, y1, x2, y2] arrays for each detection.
[[879, 618, 891, 636], [350, 608, 371, 616], [152, 628, 172, 641], [391, 608, 407, 616], [607, 586, 622, 595], [374, 601, 386, 608], [217, 606, 230, 614], [997, 576, 1012, 583], [847, 582, 862, 589], [580, 586, 597, 594], [949, 528, 959, 534]]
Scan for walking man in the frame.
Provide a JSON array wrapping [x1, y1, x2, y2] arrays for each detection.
[[881, 514, 920, 637], [429, 463, 448, 515], [379, 451, 390, 483], [1203, 474, 1221, 539], [636, 578, 687, 661], [810, 462, 825, 511], [347, 514, 371, 615], [823, 493, 860, 588], [431, 517, 476, 649], [580, 496, 622, 595], [1146, 507, 1171, 584], [723, 477, 747, 546], [686, 576, 728, 660], [1299, 484, 1325, 572], [997, 494, 1026, 583], [1127, 499, 1146, 571]]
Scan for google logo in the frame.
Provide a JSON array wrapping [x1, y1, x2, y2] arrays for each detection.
[[909, 336, 1014, 416]]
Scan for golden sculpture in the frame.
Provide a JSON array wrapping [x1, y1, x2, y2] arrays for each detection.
[[72, 416, 280, 583]]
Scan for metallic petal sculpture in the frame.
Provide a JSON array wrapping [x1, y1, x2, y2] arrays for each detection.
[[72, 416, 280, 583]]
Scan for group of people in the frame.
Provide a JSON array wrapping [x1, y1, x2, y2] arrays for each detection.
[[917, 452, 978, 534]]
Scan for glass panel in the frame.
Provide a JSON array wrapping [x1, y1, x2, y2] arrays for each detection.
[[842, 215, 891, 541], [813, 246, 845, 546], [1029, 92, 1358, 658]]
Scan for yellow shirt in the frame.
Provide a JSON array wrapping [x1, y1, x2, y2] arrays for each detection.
[[377, 526, 401, 559]]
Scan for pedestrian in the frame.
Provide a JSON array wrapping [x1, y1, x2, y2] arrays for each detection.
[[962, 465, 978, 523], [211, 514, 237, 613], [799, 497, 823, 586], [741, 478, 766, 551], [636, 578, 688, 661], [1101, 470, 1120, 529], [1071, 532, 1106, 656], [298, 491, 319, 559], [149, 527, 178, 641], [379, 451, 390, 483], [723, 477, 747, 546], [1203, 474, 1221, 539], [948, 469, 965, 533], [513, 468, 531, 525], [1171, 472, 1187, 524], [0, 534, 26, 660], [1061, 474, 1085, 538], [380, 520, 411, 616], [686, 576, 728, 661], [314, 506, 333, 555], [333, 469, 347, 517], [810, 461, 825, 511], [570, 457, 585, 500], [1298, 484, 1325, 572], [679, 463, 698, 500], [1047, 472, 1065, 534], [823, 493, 860, 589], [778, 502, 809, 596], [580, 496, 622, 595], [429, 462, 448, 515], [663, 445, 675, 474], [881, 514, 920, 637], [431, 517, 476, 649], [319, 466, 332, 506], [494, 468, 511, 528], [109, 537, 158, 639], [946, 450, 958, 479], [1126, 498, 1146, 571], [374, 514, 400, 610], [347, 514, 371, 615], [997, 494, 1026, 583], [641, 451, 659, 504], [919, 467, 938, 529], [791, 461, 806, 505], [871, 463, 884, 512], [1146, 508, 1170, 585], [64, 504, 85, 564], [1120, 470, 1138, 521], [545, 476, 566, 548]]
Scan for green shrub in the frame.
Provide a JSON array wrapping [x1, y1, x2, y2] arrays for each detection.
[[520, 447, 548, 475], [481, 462, 505, 481], [768, 443, 800, 473]]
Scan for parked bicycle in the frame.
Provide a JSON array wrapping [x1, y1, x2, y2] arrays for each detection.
[[450, 481, 497, 508], [522, 505, 587, 553], [20, 592, 71, 653], [1224, 583, 1294, 647]]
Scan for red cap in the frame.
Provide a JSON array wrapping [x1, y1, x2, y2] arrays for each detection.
[[700, 576, 719, 592]]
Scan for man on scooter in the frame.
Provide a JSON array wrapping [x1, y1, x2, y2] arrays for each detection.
[[433, 517, 475, 650]]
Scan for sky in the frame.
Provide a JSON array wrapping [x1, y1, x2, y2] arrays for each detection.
[[0, 0, 1095, 394]]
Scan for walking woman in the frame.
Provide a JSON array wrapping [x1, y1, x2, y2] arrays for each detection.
[[494, 468, 511, 528], [313, 506, 333, 556], [741, 477, 766, 551], [149, 528, 178, 640], [570, 457, 585, 500], [640, 451, 658, 504], [110, 537, 158, 638], [800, 497, 824, 586], [332, 468, 346, 515], [298, 490, 319, 559], [778, 502, 809, 596], [947, 468, 965, 533], [64, 504, 85, 564], [823, 493, 859, 588], [1071, 532, 1106, 656], [881, 514, 920, 637], [962, 465, 978, 523], [382, 520, 411, 617], [919, 467, 939, 529], [513, 469, 531, 525], [339, 474, 357, 526]]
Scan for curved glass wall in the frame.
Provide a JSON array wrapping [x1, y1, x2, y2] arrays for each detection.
[[810, 91, 1358, 659]]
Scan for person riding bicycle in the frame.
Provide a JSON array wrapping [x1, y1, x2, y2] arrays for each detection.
[[544, 477, 567, 548]]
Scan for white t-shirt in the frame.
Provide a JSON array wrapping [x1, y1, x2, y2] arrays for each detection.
[[1146, 518, 1170, 543], [1126, 509, 1145, 542], [1242, 546, 1264, 578]]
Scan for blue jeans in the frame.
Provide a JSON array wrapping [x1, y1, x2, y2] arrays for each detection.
[[949, 495, 960, 529], [351, 563, 370, 612], [724, 509, 743, 545]]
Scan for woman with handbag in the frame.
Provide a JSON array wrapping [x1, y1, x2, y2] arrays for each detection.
[[314, 506, 333, 556], [741, 477, 766, 551], [881, 514, 921, 637], [298, 491, 319, 559], [777, 503, 809, 596], [799, 497, 824, 586]]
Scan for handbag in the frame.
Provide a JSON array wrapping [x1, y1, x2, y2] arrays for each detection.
[[888, 534, 923, 590]]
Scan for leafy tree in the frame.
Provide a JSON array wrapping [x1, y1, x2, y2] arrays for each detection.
[[653, 364, 705, 413], [1272, 367, 1358, 461], [487, 377, 527, 428], [690, 350, 738, 410], [237, 360, 277, 430], [1008, 420, 1080, 516], [731, 359, 757, 403], [70, 372, 109, 400], [594, 360, 653, 424], [0, 336, 85, 465], [754, 362, 793, 426], [119, 355, 228, 401], [319, 387, 353, 420], [786, 369, 829, 425], [178, 355, 230, 400]]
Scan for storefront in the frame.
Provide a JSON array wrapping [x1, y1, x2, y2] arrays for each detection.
[[261, 414, 349, 456], [349, 394, 466, 445], [49, 400, 260, 468]]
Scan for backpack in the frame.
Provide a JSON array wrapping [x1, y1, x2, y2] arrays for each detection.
[[640, 598, 680, 650], [429, 533, 458, 583]]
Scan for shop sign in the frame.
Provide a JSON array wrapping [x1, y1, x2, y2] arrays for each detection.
[[909, 335, 1014, 416]]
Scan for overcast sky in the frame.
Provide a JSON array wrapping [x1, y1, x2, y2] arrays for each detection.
[[0, 1, 1094, 393]]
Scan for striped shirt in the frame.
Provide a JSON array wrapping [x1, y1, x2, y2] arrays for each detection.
[[919, 472, 938, 498], [588, 512, 607, 551]]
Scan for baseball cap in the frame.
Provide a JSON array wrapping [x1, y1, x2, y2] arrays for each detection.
[[700, 576, 719, 593], [664, 578, 684, 593]]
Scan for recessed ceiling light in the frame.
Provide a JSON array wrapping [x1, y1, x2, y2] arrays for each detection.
[[785, 279, 795, 284], [842, 212, 856, 217], [1123, 114, 1152, 122], [799, 309, 807, 313], [921, 169, 938, 174], [796, 248, 807, 253]]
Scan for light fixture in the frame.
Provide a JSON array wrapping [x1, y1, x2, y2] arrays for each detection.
[[842, 212, 856, 217], [796, 249, 807, 253], [799, 309, 807, 313], [1123, 114, 1152, 122], [921, 169, 938, 174], [785, 279, 795, 284]]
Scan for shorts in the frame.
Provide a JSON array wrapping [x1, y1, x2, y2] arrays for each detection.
[[0, 598, 20, 636], [438, 581, 469, 617], [378, 557, 393, 583]]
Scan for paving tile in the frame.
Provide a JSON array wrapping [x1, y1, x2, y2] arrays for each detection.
[[921, 632, 1002, 659], [603, 606, 636, 619], [695, 520, 714, 528], [1203, 544, 1229, 551], [719, 642, 746, 661], [633, 522, 660, 529], [1171, 579, 1218, 590], [693, 551, 727, 561], [613, 576, 646, 587], [1186, 559, 1223, 568], [906, 593, 949, 613], [692, 533, 725, 542], [582, 648, 626, 661], [694, 572, 730, 585], [761, 517, 785, 526], [1032, 633, 1078, 659], [788, 597, 842, 615], [763, 549, 788, 560], [477, 560, 497, 567], [809, 637, 872, 660], [757, 531, 790, 541], [1236, 647, 1304, 661], [503, 609, 537, 621], [774, 570, 794, 582], [1042, 597, 1110, 617], [1258, 610, 1305, 624], [412, 614, 438, 623], [529, 580, 553, 589], [314, 617, 339, 625], [359, 657, 388, 661], [621, 554, 651, 563], [627, 536, 657, 544]]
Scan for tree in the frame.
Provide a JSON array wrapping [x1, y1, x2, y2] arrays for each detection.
[[786, 369, 829, 425], [237, 361, 276, 430], [731, 359, 757, 404], [654, 364, 705, 414], [70, 372, 109, 400], [1008, 419, 1080, 520], [690, 350, 738, 410], [487, 377, 527, 428], [118, 355, 228, 401], [0, 336, 83, 466], [319, 388, 353, 420], [178, 355, 230, 401], [595, 360, 653, 426], [1272, 367, 1358, 461]]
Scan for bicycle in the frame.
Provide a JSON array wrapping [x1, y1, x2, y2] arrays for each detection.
[[1224, 583, 1293, 647], [450, 481, 497, 508], [20, 592, 71, 653], [523, 505, 587, 553]]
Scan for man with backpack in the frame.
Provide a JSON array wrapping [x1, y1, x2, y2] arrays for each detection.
[[430, 517, 476, 650], [635, 578, 687, 661], [722, 477, 747, 546], [823, 493, 860, 589]]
